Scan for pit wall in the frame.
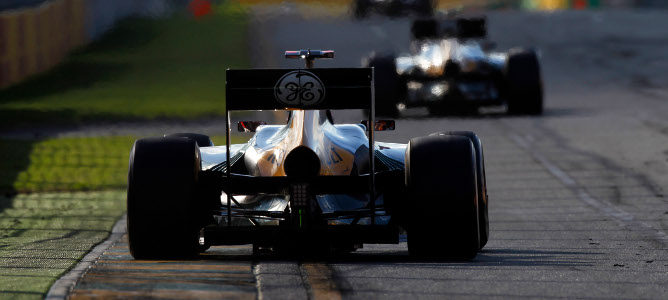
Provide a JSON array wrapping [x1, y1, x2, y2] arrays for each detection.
[[0, 0, 165, 89]]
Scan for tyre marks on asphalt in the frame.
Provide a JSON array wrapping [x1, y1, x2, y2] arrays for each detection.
[[511, 133, 668, 243], [314, 129, 666, 299], [502, 119, 668, 246], [486, 121, 668, 273], [68, 236, 256, 299]]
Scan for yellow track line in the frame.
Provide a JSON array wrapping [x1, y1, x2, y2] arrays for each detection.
[[301, 263, 343, 300]]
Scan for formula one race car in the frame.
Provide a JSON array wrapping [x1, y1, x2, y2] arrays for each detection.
[[353, 0, 434, 18], [127, 50, 488, 260], [363, 16, 543, 116]]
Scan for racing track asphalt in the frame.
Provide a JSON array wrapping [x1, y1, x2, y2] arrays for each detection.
[[64, 7, 668, 299]]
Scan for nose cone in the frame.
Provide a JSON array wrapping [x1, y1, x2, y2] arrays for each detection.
[[283, 146, 321, 178]]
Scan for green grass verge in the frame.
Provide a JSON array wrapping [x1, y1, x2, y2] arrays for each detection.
[[0, 2, 251, 296], [0, 134, 246, 298], [0, 137, 135, 193], [0, 135, 247, 194], [0, 3, 249, 130], [0, 190, 126, 299]]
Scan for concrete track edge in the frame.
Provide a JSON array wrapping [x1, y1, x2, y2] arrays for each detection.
[[45, 214, 127, 300]]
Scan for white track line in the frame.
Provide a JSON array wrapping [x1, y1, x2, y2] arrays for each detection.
[[511, 134, 668, 243], [45, 214, 127, 300]]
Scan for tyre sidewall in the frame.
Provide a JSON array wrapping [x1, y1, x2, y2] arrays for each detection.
[[405, 135, 480, 258], [127, 137, 202, 259]]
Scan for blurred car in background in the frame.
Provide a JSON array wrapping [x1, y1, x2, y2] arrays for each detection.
[[363, 16, 543, 116], [353, 0, 434, 18]]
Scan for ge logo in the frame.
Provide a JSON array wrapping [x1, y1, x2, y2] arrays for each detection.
[[274, 70, 325, 106]]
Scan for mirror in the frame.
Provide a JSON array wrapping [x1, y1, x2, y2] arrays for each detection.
[[360, 120, 395, 131], [237, 121, 267, 132]]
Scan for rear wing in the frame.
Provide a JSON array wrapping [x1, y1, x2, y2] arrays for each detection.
[[412, 17, 487, 40], [225, 68, 373, 110], [222, 61, 378, 226]]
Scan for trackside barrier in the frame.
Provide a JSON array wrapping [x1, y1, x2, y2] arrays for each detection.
[[0, 0, 86, 89], [0, 0, 618, 89], [86, 0, 172, 41], [0, 0, 169, 89]]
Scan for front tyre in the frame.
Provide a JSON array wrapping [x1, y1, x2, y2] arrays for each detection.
[[127, 137, 204, 259], [364, 53, 404, 117], [405, 135, 480, 259], [505, 48, 543, 115]]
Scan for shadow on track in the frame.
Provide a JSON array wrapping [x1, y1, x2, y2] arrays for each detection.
[[196, 246, 598, 268]]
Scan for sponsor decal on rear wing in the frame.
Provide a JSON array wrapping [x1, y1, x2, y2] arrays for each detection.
[[221, 63, 379, 226], [225, 68, 373, 110]]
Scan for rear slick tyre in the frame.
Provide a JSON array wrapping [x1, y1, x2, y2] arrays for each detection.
[[127, 136, 203, 259], [166, 133, 214, 147], [405, 135, 480, 259], [430, 131, 489, 250]]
